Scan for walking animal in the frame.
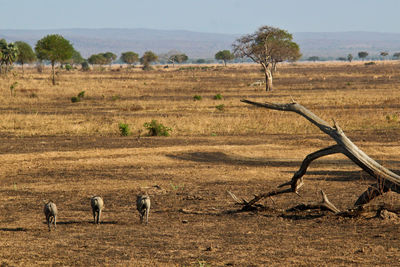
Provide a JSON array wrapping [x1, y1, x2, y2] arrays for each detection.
[[44, 201, 58, 231], [136, 194, 151, 224], [90, 196, 104, 224]]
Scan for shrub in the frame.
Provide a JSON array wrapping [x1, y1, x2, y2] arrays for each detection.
[[77, 91, 85, 98], [10, 82, 18, 97], [118, 123, 131, 136], [143, 120, 172, 136], [71, 96, 80, 103], [216, 104, 225, 111], [111, 95, 121, 101], [65, 64, 72, 71], [365, 61, 375, 66], [214, 93, 223, 100], [193, 95, 202, 101], [81, 61, 90, 71]]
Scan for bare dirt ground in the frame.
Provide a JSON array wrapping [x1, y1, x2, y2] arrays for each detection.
[[0, 62, 400, 266]]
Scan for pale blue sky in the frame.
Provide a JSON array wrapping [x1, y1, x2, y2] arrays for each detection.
[[1, 0, 399, 34]]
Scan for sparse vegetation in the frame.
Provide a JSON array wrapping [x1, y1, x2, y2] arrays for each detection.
[[215, 104, 225, 111], [70, 96, 80, 103], [0, 62, 400, 266]]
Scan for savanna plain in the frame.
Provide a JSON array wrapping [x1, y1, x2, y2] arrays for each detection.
[[0, 62, 400, 266]]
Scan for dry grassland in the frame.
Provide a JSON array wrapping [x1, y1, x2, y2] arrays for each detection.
[[0, 62, 399, 266]]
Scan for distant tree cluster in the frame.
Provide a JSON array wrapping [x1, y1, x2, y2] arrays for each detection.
[[88, 52, 117, 66]]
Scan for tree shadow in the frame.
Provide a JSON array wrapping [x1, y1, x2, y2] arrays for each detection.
[[0, 227, 27, 232], [279, 213, 325, 220], [56, 221, 84, 225], [167, 151, 359, 169], [89, 221, 118, 225], [167, 151, 301, 167]]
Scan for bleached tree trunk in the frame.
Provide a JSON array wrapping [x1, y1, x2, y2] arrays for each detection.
[[241, 99, 400, 208], [261, 65, 273, 91]]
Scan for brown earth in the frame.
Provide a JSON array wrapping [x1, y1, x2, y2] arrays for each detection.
[[0, 62, 400, 266]]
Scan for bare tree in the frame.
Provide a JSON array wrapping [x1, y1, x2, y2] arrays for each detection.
[[235, 99, 400, 213]]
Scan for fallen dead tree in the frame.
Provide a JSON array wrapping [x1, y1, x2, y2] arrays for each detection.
[[232, 99, 400, 214]]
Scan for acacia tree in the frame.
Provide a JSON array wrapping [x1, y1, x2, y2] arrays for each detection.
[[233, 26, 301, 91], [88, 53, 108, 67], [35, 34, 74, 85], [215, 50, 234, 66], [393, 52, 400, 60], [15, 41, 36, 73], [347, 54, 353, 62], [358, 51, 368, 61], [120, 51, 139, 66], [70, 49, 84, 66], [102, 52, 117, 68], [168, 53, 188, 67], [308, 56, 319, 62], [380, 51, 388, 60], [140, 51, 158, 70], [0, 39, 19, 74]]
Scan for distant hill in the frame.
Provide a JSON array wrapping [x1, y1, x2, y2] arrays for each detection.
[[1, 28, 400, 60], [294, 31, 400, 59]]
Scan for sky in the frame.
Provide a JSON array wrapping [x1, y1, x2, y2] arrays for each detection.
[[1, 0, 399, 34]]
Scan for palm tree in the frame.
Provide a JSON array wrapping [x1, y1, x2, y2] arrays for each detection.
[[0, 41, 18, 74]]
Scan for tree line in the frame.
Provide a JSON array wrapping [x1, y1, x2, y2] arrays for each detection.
[[308, 51, 400, 62], [5, 25, 398, 90]]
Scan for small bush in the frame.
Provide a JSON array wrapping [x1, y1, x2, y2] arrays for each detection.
[[65, 64, 72, 71], [81, 61, 90, 71], [111, 95, 121, 101], [119, 123, 131, 136], [193, 95, 202, 101], [214, 93, 223, 100], [215, 104, 225, 111], [365, 61, 375, 66], [144, 120, 172, 136], [386, 113, 398, 123], [77, 91, 85, 98], [71, 96, 80, 103], [29, 93, 38, 98]]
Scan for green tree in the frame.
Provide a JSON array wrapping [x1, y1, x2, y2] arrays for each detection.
[[308, 56, 319, 62], [0, 39, 19, 74], [35, 34, 74, 85], [168, 53, 188, 67], [215, 50, 234, 66], [71, 49, 84, 66], [347, 54, 353, 62], [358, 51, 368, 60], [88, 54, 107, 66], [15, 41, 36, 73], [380, 51, 389, 60], [233, 25, 301, 91], [140, 51, 158, 70], [120, 51, 139, 65], [393, 52, 400, 60], [102, 52, 117, 66], [15, 41, 36, 71]]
